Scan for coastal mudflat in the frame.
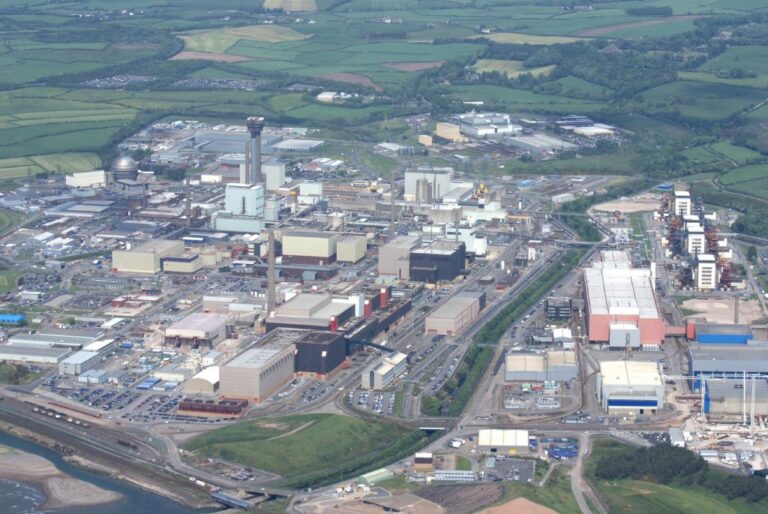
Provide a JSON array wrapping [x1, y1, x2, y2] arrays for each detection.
[[0, 444, 121, 509]]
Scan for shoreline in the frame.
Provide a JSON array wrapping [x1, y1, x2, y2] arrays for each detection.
[[0, 444, 123, 510], [0, 421, 216, 510]]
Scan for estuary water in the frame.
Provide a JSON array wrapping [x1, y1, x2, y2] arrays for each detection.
[[0, 431, 213, 514]]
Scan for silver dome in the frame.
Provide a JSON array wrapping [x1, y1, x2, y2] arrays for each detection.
[[112, 156, 138, 172]]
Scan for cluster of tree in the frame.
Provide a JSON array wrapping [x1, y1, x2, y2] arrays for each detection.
[[695, 183, 768, 238], [595, 444, 706, 482], [0, 362, 34, 385], [595, 443, 768, 504]]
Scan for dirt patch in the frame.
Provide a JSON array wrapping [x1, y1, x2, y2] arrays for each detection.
[[383, 61, 444, 72], [476, 497, 558, 514], [681, 297, 764, 324], [321, 72, 382, 92], [575, 15, 705, 37], [255, 421, 289, 430], [416, 484, 504, 514], [267, 420, 316, 440], [592, 192, 660, 213], [170, 51, 249, 62]]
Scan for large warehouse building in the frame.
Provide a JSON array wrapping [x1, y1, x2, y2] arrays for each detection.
[[409, 240, 466, 283], [504, 351, 577, 382], [8, 329, 102, 349], [219, 344, 295, 402], [705, 379, 768, 422], [689, 343, 768, 384], [336, 235, 367, 263], [184, 366, 220, 395], [378, 235, 420, 280], [583, 251, 664, 347], [477, 429, 529, 451], [425, 291, 485, 336], [112, 239, 184, 274], [294, 331, 347, 379], [0, 344, 71, 364], [597, 360, 663, 414], [164, 313, 229, 348], [281, 231, 339, 265], [266, 293, 356, 332]]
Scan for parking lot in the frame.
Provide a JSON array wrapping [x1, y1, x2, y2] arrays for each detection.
[[350, 389, 395, 416], [122, 394, 230, 424], [47, 380, 142, 413], [484, 457, 536, 483]]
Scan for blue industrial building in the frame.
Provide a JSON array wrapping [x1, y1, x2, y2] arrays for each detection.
[[693, 324, 753, 345], [0, 313, 25, 326], [689, 343, 768, 391]]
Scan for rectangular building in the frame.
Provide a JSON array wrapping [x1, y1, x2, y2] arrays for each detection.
[[378, 235, 421, 280], [410, 241, 466, 283], [674, 190, 692, 217], [294, 331, 347, 379], [696, 254, 718, 290], [425, 291, 485, 336], [112, 239, 184, 274], [8, 329, 101, 350], [477, 429, 529, 450], [281, 231, 339, 265], [361, 352, 407, 390], [546, 297, 573, 321], [690, 343, 768, 382], [266, 294, 356, 333], [584, 252, 664, 347], [597, 361, 663, 414], [404, 167, 453, 202], [0, 344, 70, 364], [59, 351, 101, 375], [165, 313, 228, 347], [220, 345, 295, 401], [337, 235, 367, 263]]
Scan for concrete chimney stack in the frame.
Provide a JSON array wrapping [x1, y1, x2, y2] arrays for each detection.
[[246, 116, 265, 184]]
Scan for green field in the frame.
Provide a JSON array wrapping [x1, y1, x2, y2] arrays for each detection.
[[473, 59, 555, 78], [0, 209, 24, 234], [720, 164, 768, 186], [183, 414, 426, 487], [586, 439, 767, 514]]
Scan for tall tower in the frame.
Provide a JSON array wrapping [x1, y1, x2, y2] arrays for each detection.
[[246, 116, 264, 185], [267, 229, 276, 317], [185, 176, 192, 226]]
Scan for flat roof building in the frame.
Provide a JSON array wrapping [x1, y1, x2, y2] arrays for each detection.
[[361, 352, 407, 390], [294, 331, 347, 380], [505, 351, 577, 382], [165, 312, 229, 348], [267, 293, 355, 333], [112, 239, 184, 274], [0, 344, 71, 364], [410, 240, 466, 283], [220, 344, 295, 401], [584, 251, 664, 347], [337, 235, 367, 264], [689, 343, 768, 383], [425, 292, 485, 336], [477, 429, 529, 449], [281, 231, 339, 265], [9, 329, 101, 350], [59, 350, 101, 375], [597, 361, 663, 414], [378, 235, 420, 280]]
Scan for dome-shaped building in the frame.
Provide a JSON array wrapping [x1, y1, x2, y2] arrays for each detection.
[[111, 156, 139, 180]]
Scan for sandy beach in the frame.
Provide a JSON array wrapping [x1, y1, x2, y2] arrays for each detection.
[[0, 445, 122, 510]]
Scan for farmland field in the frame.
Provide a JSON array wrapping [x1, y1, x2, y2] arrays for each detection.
[[473, 60, 555, 79], [179, 25, 310, 54], [469, 33, 585, 45], [263, 0, 317, 11]]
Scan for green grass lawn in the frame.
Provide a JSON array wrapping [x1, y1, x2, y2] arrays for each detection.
[[455, 455, 472, 471], [497, 467, 580, 514], [183, 414, 424, 487]]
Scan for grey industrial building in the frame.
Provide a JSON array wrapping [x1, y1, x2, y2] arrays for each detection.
[[546, 297, 573, 321], [266, 293, 355, 333], [689, 343, 768, 383], [0, 344, 71, 364], [597, 361, 663, 414], [294, 331, 347, 380], [59, 351, 101, 375], [8, 329, 102, 350], [409, 240, 466, 283], [705, 379, 768, 422], [164, 312, 229, 348]]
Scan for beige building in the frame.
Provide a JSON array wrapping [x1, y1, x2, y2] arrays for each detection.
[[425, 292, 484, 336], [184, 366, 220, 395], [165, 313, 229, 347], [337, 235, 367, 263], [418, 134, 433, 146], [65, 170, 107, 188], [281, 231, 339, 265], [112, 239, 183, 274], [434, 122, 466, 143], [219, 345, 295, 401], [378, 235, 421, 280]]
